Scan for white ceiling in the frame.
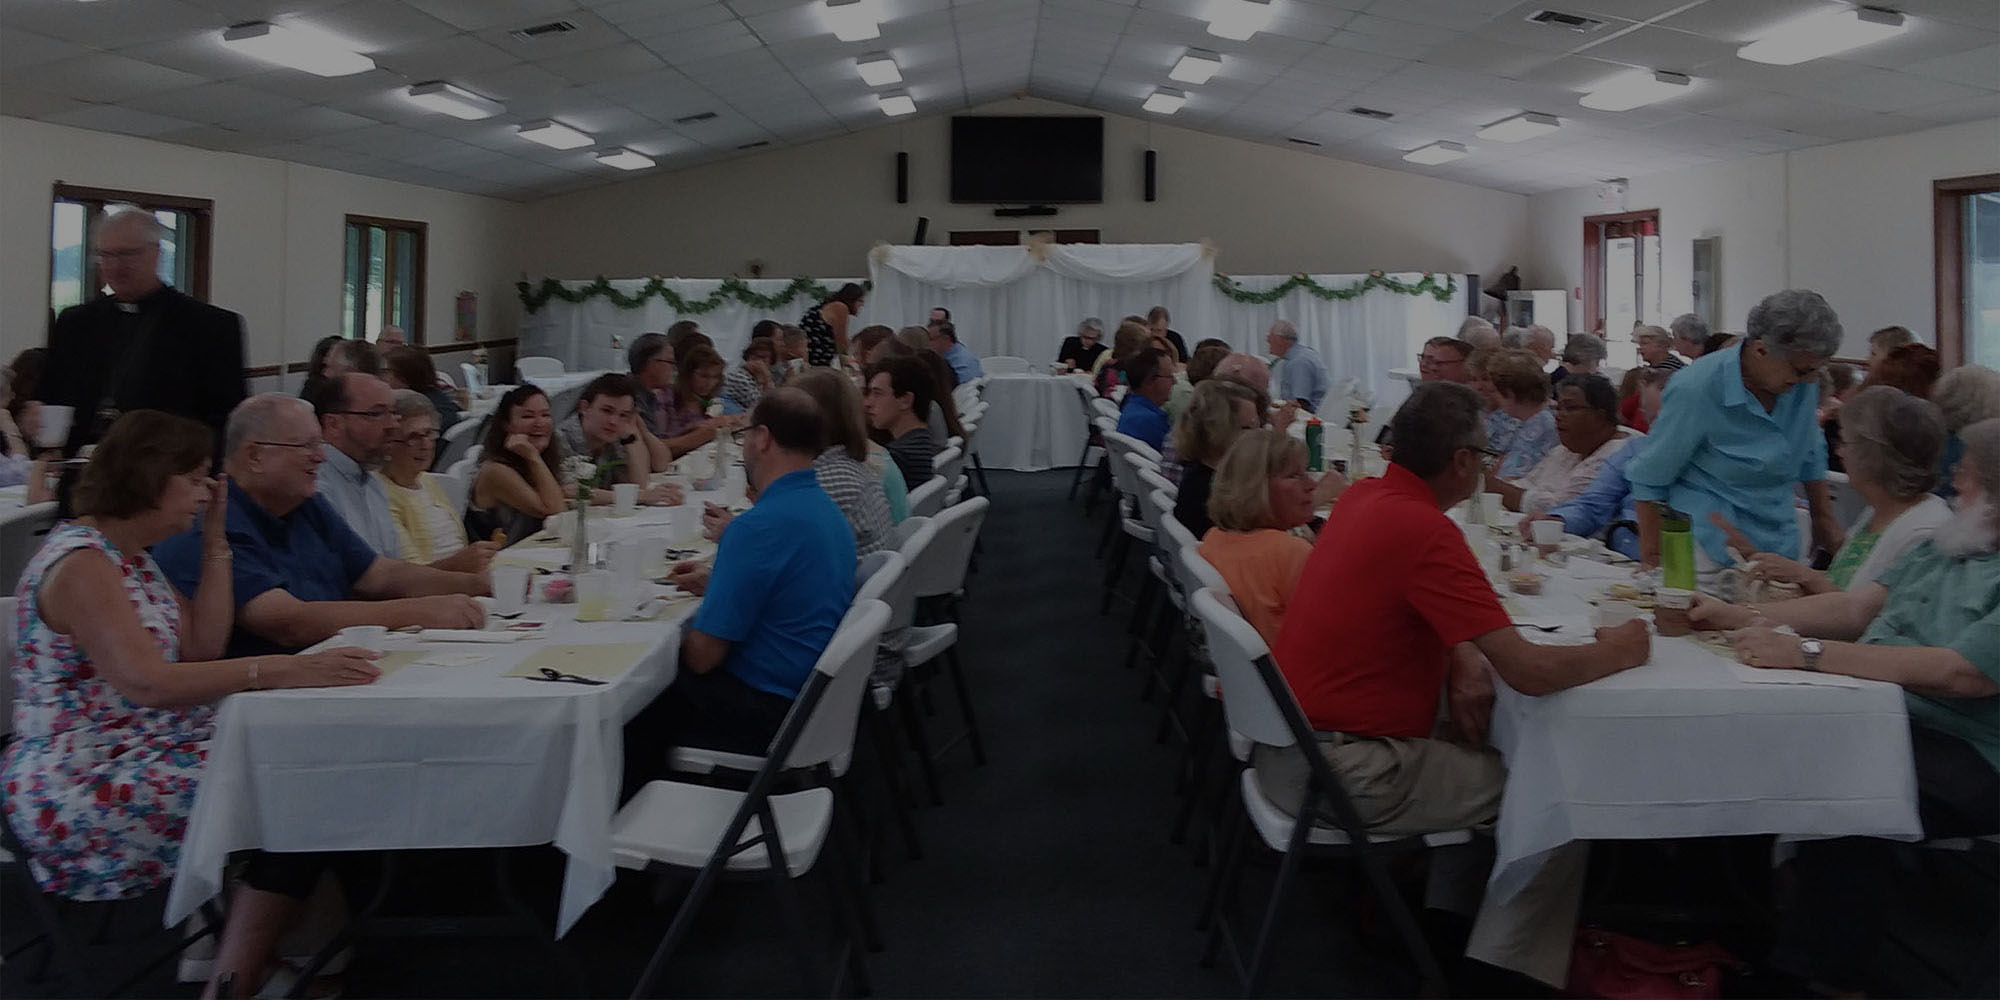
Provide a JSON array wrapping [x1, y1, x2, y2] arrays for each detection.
[[2, 0, 1997, 200]]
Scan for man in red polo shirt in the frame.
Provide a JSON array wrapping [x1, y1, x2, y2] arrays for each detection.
[[1267, 381, 1649, 987]]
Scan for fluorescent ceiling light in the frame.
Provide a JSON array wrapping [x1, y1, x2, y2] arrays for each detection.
[[821, 0, 882, 42], [517, 120, 592, 149], [1169, 48, 1222, 85], [220, 22, 373, 77], [856, 53, 901, 87], [404, 81, 504, 120], [1579, 70, 1691, 111], [1142, 87, 1187, 115], [1476, 111, 1561, 142], [878, 90, 916, 117], [595, 148, 655, 171], [1402, 141, 1467, 165], [1204, 0, 1273, 40], [1738, 5, 1907, 65]]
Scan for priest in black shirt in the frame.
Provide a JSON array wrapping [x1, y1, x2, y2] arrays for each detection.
[[39, 206, 246, 464]]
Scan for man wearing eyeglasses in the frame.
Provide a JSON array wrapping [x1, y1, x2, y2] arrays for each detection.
[[38, 206, 247, 487], [309, 372, 404, 557], [1114, 349, 1174, 452]]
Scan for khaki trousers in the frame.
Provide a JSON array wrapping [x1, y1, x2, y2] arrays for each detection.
[[1253, 732, 1586, 988]]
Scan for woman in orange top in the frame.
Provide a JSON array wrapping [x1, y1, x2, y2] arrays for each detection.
[[1195, 429, 1321, 647]]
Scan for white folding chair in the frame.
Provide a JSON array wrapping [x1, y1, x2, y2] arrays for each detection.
[[1188, 588, 1464, 995], [459, 362, 486, 395], [431, 469, 469, 521], [1068, 382, 1105, 502], [907, 475, 947, 518], [1090, 397, 1121, 423], [613, 600, 890, 999], [1097, 433, 1157, 615], [900, 497, 990, 775], [0, 503, 58, 598], [436, 415, 483, 470], [979, 356, 1030, 375], [934, 445, 967, 505], [514, 356, 564, 380]]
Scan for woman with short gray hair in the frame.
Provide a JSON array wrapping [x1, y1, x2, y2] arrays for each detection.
[[1930, 363, 2000, 500], [1056, 317, 1108, 373], [1625, 289, 1847, 569], [1720, 386, 1951, 594]]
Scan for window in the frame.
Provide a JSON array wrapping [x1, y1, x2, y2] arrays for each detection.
[[1582, 210, 1662, 340], [50, 184, 212, 313], [342, 215, 426, 343], [1935, 173, 2000, 369]]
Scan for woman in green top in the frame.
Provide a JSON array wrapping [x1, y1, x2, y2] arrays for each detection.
[[1713, 386, 1952, 593]]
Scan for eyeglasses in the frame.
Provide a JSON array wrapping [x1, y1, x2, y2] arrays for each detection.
[[256, 439, 324, 452], [93, 246, 152, 261], [334, 407, 395, 421], [391, 431, 440, 446]]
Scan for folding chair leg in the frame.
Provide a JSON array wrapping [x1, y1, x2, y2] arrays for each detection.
[[897, 687, 945, 806], [1196, 795, 1248, 936], [1095, 490, 1118, 557], [1357, 845, 1450, 994], [866, 708, 923, 860], [943, 649, 987, 766], [1068, 440, 1093, 500], [830, 780, 884, 953], [1124, 575, 1158, 672], [1099, 530, 1130, 615], [970, 451, 992, 496], [1241, 808, 1316, 997]]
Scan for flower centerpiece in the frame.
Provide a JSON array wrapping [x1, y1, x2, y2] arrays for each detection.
[[559, 453, 623, 570]]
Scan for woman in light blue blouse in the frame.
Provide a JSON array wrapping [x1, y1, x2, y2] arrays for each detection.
[[1625, 289, 1846, 569], [1484, 348, 1557, 480]]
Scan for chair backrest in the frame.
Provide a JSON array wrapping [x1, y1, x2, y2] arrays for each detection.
[[1128, 460, 1167, 532], [460, 362, 486, 394], [907, 496, 988, 600], [854, 550, 906, 606], [1189, 588, 1294, 748], [0, 504, 58, 599], [908, 475, 948, 517], [437, 414, 484, 469], [1137, 466, 1177, 500], [433, 467, 470, 517], [1147, 488, 1185, 568], [981, 356, 1031, 375], [0, 595, 15, 738], [891, 514, 930, 550], [888, 520, 936, 625], [935, 445, 966, 488], [777, 599, 892, 769], [952, 383, 981, 412], [1176, 543, 1228, 597], [516, 355, 564, 379], [1091, 415, 1116, 438], [1090, 397, 1121, 422], [1074, 382, 1100, 420]]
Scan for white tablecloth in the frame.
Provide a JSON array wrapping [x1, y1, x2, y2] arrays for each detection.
[[164, 603, 688, 935], [1483, 548, 1922, 905], [977, 373, 1092, 471]]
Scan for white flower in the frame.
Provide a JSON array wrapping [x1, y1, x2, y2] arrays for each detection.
[[561, 457, 597, 484]]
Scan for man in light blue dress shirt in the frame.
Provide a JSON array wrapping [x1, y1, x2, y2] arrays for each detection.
[[1625, 289, 1844, 567], [928, 319, 983, 385], [1265, 319, 1327, 413], [310, 372, 400, 556]]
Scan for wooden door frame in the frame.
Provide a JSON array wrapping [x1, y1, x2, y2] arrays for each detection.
[[1935, 173, 2000, 368], [1581, 209, 1659, 336]]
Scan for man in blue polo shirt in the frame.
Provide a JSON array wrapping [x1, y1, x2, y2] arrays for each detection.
[[1115, 348, 1173, 451], [657, 387, 856, 756], [154, 394, 487, 656], [928, 317, 983, 385]]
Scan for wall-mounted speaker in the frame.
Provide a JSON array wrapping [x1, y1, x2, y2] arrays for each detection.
[[912, 216, 929, 245], [1143, 149, 1157, 203], [895, 151, 909, 204]]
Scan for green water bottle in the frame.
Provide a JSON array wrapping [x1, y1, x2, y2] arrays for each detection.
[[1304, 418, 1324, 472], [1660, 507, 1696, 591]]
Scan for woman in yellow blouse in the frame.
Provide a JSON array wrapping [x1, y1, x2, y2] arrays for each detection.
[[378, 390, 495, 571]]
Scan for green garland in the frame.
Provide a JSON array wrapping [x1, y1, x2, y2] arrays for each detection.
[[1213, 271, 1456, 305], [515, 276, 869, 315], [519, 270, 1455, 314]]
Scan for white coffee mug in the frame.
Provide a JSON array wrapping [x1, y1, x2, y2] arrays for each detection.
[[491, 565, 530, 616], [35, 405, 73, 450], [1594, 600, 1642, 630], [1531, 519, 1564, 547], [613, 482, 638, 516]]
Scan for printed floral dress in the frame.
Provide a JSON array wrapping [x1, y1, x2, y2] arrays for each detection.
[[1, 523, 210, 900], [799, 300, 838, 367]]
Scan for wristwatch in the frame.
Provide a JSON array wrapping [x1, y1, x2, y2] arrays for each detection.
[[1799, 638, 1824, 671]]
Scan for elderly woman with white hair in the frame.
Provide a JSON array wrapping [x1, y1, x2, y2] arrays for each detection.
[[1714, 386, 1950, 594], [1554, 332, 1607, 383], [1689, 418, 2000, 996], [1931, 363, 2000, 500], [1625, 289, 1846, 569], [1633, 324, 1683, 372], [1056, 317, 1108, 373]]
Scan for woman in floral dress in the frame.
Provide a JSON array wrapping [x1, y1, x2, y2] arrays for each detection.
[[0, 409, 378, 997]]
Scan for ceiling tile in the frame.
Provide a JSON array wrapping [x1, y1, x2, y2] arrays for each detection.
[[400, 0, 579, 31], [370, 34, 523, 78], [0, 52, 207, 104], [0, 86, 90, 119], [1, 29, 90, 70], [1573, 24, 1738, 71], [0, 0, 220, 49], [1900, 43, 2000, 90], [1655, 0, 1843, 42], [294, 0, 460, 51], [43, 104, 206, 136], [123, 80, 309, 124]]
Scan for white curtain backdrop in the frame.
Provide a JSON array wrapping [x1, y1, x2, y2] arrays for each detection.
[[516, 257, 1471, 411], [865, 242, 1223, 364]]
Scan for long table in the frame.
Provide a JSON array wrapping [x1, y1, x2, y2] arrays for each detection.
[[977, 372, 1092, 472], [167, 458, 750, 936], [1478, 529, 1923, 905]]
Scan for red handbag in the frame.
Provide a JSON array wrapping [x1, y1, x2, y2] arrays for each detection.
[[1563, 927, 1740, 999]]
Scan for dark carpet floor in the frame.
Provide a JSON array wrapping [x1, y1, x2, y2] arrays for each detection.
[[4, 470, 1994, 999]]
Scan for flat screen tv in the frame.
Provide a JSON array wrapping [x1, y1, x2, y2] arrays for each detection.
[[950, 115, 1103, 204]]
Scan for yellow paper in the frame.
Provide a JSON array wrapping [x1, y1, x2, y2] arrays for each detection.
[[504, 643, 655, 682], [370, 650, 429, 677]]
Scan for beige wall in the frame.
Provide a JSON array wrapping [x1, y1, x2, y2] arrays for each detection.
[[0, 115, 523, 378], [518, 96, 1529, 283], [1526, 116, 2000, 359]]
